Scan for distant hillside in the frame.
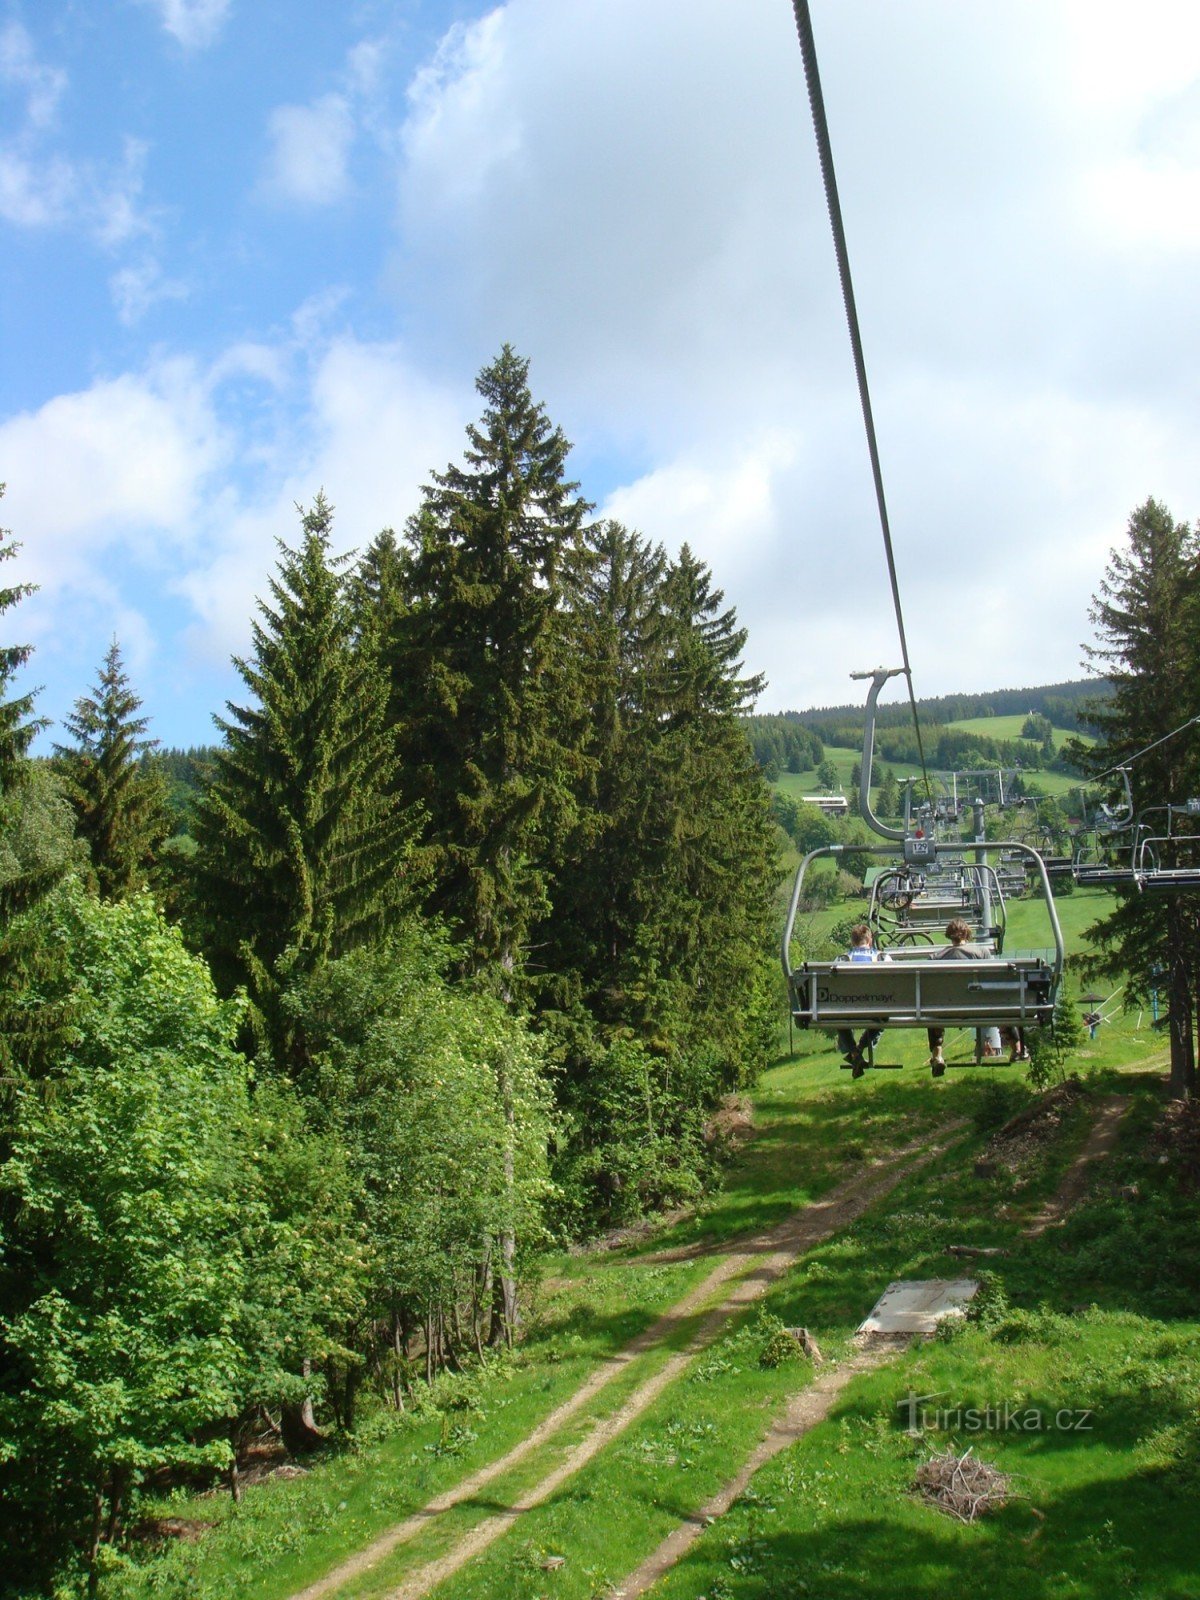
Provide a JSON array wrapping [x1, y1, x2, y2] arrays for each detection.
[[743, 680, 1108, 782], [769, 678, 1108, 740]]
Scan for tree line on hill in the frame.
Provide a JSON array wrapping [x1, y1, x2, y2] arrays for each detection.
[[0, 349, 777, 1592], [781, 677, 1106, 735]]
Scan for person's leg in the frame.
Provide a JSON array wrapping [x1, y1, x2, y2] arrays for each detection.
[[927, 1026, 945, 1072], [837, 1029, 856, 1057]]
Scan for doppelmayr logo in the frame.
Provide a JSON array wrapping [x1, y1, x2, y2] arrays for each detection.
[[817, 988, 896, 1003], [897, 1391, 1094, 1436]]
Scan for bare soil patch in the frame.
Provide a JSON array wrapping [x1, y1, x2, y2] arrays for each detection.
[[1147, 1097, 1200, 1191], [1021, 1093, 1128, 1237], [986, 1078, 1091, 1182]]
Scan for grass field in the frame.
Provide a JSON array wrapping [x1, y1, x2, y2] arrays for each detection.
[[772, 741, 1086, 803], [946, 713, 1096, 746]]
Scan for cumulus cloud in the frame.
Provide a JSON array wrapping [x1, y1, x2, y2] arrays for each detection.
[[263, 94, 357, 206], [134, 0, 232, 52], [0, 18, 66, 127], [0, 359, 228, 589], [259, 30, 397, 208], [177, 337, 469, 663], [0, 318, 470, 703]]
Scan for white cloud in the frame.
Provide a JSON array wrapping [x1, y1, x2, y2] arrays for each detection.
[[0, 19, 66, 127], [263, 94, 356, 206], [0, 359, 227, 589], [0, 147, 77, 227], [110, 255, 190, 325], [134, 0, 232, 52], [177, 337, 468, 662]]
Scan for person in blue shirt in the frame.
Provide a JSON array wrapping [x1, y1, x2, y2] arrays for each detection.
[[837, 923, 887, 1077]]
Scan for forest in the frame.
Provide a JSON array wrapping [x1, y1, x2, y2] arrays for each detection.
[[0, 348, 778, 1593]]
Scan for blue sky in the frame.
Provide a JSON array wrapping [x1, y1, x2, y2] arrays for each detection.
[[3, 0, 1199, 749]]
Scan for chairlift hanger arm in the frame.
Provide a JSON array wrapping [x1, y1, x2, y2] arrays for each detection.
[[851, 666, 906, 841]]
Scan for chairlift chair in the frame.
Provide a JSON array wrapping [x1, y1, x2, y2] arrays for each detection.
[[782, 669, 1065, 1080]]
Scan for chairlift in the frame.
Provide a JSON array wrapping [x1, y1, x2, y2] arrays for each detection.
[[781, 669, 1065, 1079]]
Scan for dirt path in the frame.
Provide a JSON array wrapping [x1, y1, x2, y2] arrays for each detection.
[[613, 1336, 908, 1599], [288, 1123, 964, 1600], [1022, 1093, 1129, 1237], [610, 1096, 1134, 1598]]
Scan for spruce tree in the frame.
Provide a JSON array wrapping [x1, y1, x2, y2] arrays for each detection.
[[643, 544, 776, 1069], [389, 348, 591, 1339], [1076, 498, 1200, 1098], [0, 490, 76, 1086], [53, 640, 169, 900], [392, 346, 592, 989], [191, 493, 414, 1065]]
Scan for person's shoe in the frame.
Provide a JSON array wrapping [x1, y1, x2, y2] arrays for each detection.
[[1010, 1047, 1030, 1063], [851, 1057, 865, 1079]]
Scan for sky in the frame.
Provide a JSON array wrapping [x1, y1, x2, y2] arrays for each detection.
[[2, 0, 1199, 749]]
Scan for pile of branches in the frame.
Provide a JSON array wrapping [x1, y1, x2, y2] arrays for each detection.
[[913, 1447, 1011, 1523]]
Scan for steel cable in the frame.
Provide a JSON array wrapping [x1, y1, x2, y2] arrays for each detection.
[[790, 0, 932, 801]]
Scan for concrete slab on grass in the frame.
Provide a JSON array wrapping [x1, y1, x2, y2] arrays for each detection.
[[859, 1278, 978, 1335]]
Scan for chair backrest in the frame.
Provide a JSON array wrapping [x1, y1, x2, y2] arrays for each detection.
[[789, 954, 1054, 1029]]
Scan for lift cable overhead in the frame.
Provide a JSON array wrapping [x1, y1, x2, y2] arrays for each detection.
[[1089, 712, 1200, 787], [789, 0, 932, 802]]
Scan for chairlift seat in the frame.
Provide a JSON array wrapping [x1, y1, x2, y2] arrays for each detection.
[[788, 952, 1055, 1032]]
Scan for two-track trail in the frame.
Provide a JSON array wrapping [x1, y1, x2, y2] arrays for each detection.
[[616, 1090, 1137, 1599], [288, 1121, 965, 1600]]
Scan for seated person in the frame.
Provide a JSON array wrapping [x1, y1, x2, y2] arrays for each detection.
[[926, 917, 980, 1076], [836, 922, 888, 1077]]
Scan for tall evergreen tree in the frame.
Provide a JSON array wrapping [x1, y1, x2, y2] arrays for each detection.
[[1077, 498, 1200, 1098], [53, 640, 169, 900], [392, 345, 592, 989], [191, 493, 414, 1065], [389, 348, 591, 1338], [641, 544, 777, 1066], [0, 489, 76, 1085], [0, 488, 43, 794]]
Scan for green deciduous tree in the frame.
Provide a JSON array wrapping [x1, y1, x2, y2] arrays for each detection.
[[285, 935, 552, 1385], [0, 890, 250, 1591], [53, 639, 169, 900]]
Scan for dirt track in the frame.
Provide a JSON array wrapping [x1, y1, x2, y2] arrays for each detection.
[[288, 1123, 964, 1600], [1022, 1093, 1128, 1236]]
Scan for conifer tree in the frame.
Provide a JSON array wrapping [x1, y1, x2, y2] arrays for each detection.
[[53, 640, 169, 900], [0, 489, 76, 1085], [393, 346, 592, 989], [541, 520, 669, 1028], [191, 493, 414, 1065], [642, 544, 777, 1066], [390, 348, 591, 1339], [1076, 498, 1200, 1098], [0, 488, 43, 796]]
